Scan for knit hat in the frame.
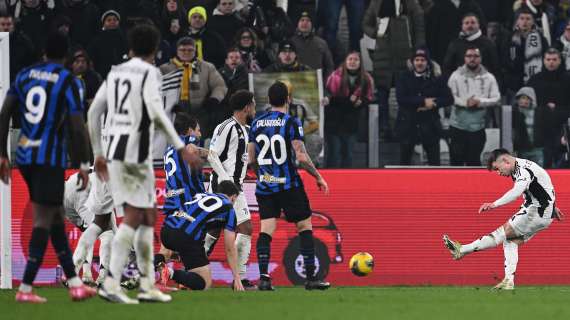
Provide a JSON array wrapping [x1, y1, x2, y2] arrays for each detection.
[[298, 11, 312, 23], [188, 6, 207, 23], [101, 10, 120, 24], [412, 48, 429, 60], [278, 40, 296, 53]]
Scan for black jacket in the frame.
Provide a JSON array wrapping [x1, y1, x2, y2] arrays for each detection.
[[443, 33, 499, 78], [188, 28, 227, 69], [88, 29, 128, 78], [208, 13, 245, 49]]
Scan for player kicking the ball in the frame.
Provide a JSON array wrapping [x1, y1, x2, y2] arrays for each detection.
[[443, 149, 564, 290]]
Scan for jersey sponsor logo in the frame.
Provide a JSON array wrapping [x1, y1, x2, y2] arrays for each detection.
[[256, 118, 286, 128], [17, 136, 42, 148], [259, 173, 286, 184], [172, 210, 195, 222], [165, 188, 185, 198]]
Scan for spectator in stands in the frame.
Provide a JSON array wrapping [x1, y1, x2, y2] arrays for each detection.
[[474, 0, 511, 26], [66, 47, 102, 109], [218, 47, 249, 118], [502, 8, 548, 95], [0, 12, 37, 82], [527, 48, 570, 168], [554, 19, 570, 70], [513, 0, 556, 45], [395, 48, 453, 166], [234, 27, 271, 72], [160, 0, 189, 42], [363, 0, 425, 142], [87, 9, 127, 78], [318, 0, 365, 61], [512, 87, 543, 164], [323, 52, 374, 168], [49, 14, 72, 46], [447, 46, 500, 166], [255, 0, 294, 53], [58, 0, 101, 48], [264, 40, 311, 72], [426, 0, 486, 64], [287, 0, 317, 24], [16, 0, 53, 52], [289, 11, 334, 78], [186, 5, 227, 68], [443, 13, 499, 77], [160, 37, 227, 138], [208, 0, 245, 48]]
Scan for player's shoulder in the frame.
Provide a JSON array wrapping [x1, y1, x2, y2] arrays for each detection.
[[214, 117, 237, 134]]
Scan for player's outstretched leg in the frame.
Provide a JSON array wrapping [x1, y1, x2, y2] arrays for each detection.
[[73, 224, 102, 273], [256, 232, 274, 291], [159, 265, 208, 290], [443, 226, 506, 260], [299, 230, 330, 290], [82, 247, 95, 285], [493, 240, 517, 290], [96, 230, 114, 287]]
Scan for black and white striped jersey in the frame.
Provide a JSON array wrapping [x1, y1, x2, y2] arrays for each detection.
[[209, 117, 249, 189]]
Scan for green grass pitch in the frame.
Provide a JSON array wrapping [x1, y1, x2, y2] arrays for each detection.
[[2, 287, 570, 320]]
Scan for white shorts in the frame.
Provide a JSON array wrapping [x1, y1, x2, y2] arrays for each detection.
[[85, 176, 114, 216], [234, 192, 251, 225], [108, 161, 156, 213], [508, 206, 553, 241]]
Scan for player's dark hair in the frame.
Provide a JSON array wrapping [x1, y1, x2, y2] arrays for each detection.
[[45, 32, 69, 60], [173, 110, 199, 134], [486, 148, 511, 171], [128, 24, 161, 56], [268, 81, 288, 106], [217, 180, 240, 197], [230, 90, 254, 111]]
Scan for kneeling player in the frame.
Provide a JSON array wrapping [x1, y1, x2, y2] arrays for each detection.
[[158, 181, 245, 291]]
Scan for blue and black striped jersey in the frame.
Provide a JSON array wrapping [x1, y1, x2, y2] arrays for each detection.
[[163, 135, 205, 215], [249, 111, 304, 195], [7, 62, 85, 168], [163, 193, 237, 241]]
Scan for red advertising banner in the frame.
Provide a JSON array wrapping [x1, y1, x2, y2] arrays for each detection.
[[3, 169, 570, 286]]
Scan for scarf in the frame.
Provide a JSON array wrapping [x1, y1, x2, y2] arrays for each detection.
[[189, 29, 205, 61], [523, 30, 544, 82], [171, 57, 197, 102], [459, 29, 482, 41], [560, 35, 570, 70], [526, 0, 551, 45]]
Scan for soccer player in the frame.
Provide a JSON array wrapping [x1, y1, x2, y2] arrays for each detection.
[[443, 148, 564, 290], [207, 90, 257, 289], [88, 24, 200, 304], [157, 181, 245, 291], [249, 81, 330, 291], [0, 32, 97, 303]]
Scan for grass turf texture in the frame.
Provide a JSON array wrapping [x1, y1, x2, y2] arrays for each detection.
[[2, 287, 570, 320]]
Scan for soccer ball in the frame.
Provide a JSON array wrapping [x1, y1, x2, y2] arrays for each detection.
[[349, 252, 374, 277]]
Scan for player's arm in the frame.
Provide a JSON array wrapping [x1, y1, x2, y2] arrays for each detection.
[[247, 142, 259, 174], [67, 78, 92, 190], [479, 174, 530, 213], [208, 127, 233, 181], [0, 95, 18, 184], [292, 139, 328, 194], [223, 228, 244, 291], [88, 80, 110, 182]]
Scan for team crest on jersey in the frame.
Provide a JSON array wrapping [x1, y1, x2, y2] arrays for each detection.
[[241, 152, 248, 163]]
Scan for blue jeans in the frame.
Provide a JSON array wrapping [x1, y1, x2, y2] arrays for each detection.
[[326, 133, 358, 168], [321, 0, 365, 53]]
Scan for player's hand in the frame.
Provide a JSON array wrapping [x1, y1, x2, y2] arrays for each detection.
[[478, 202, 496, 213], [554, 207, 565, 222], [233, 279, 245, 292], [181, 144, 202, 169], [317, 176, 329, 195], [0, 157, 11, 185], [94, 156, 109, 182], [76, 169, 89, 191]]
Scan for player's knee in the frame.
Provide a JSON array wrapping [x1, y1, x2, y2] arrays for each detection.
[[295, 218, 312, 233]]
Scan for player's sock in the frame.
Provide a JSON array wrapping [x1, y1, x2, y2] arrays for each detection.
[[134, 225, 154, 291], [108, 224, 135, 288], [172, 270, 206, 290], [236, 233, 251, 279], [256, 232, 272, 278], [83, 245, 94, 279], [73, 224, 102, 268], [51, 222, 81, 287], [299, 230, 316, 281], [460, 226, 506, 255], [503, 240, 519, 282], [98, 230, 114, 270], [204, 233, 218, 256], [21, 227, 49, 290]]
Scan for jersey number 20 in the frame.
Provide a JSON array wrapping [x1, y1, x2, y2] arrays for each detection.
[[256, 134, 287, 165]]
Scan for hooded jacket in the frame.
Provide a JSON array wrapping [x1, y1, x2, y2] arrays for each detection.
[[513, 86, 538, 151]]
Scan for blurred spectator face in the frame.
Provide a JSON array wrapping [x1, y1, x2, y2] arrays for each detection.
[[72, 56, 88, 75], [58, 24, 70, 36], [543, 53, 561, 71], [464, 49, 481, 70], [177, 44, 196, 62], [0, 16, 14, 33], [218, 0, 235, 15], [170, 19, 181, 34], [239, 32, 253, 48], [189, 124, 202, 139], [564, 23, 570, 40], [413, 56, 427, 73], [461, 16, 480, 34], [518, 96, 531, 108], [225, 50, 242, 69], [190, 13, 206, 29], [516, 13, 534, 32], [297, 17, 312, 33], [278, 50, 296, 65], [166, 0, 178, 12], [23, 0, 40, 8], [531, 0, 543, 5], [345, 53, 361, 71], [103, 15, 120, 30]]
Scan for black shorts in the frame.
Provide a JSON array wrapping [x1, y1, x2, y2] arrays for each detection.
[[256, 187, 312, 223], [160, 226, 209, 270], [20, 165, 65, 206]]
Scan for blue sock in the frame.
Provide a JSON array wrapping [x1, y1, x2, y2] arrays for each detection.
[[256, 232, 272, 279], [51, 223, 77, 280], [22, 228, 49, 285], [299, 230, 316, 281]]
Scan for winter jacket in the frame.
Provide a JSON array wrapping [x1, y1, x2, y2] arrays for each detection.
[[502, 28, 548, 92], [512, 86, 538, 151], [7, 29, 38, 82], [362, 0, 425, 88], [513, 0, 556, 45], [187, 27, 227, 69], [208, 10, 245, 49], [554, 34, 570, 71], [87, 29, 128, 78], [447, 65, 501, 132], [17, 2, 53, 51], [289, 31, 335, 78], [443, 30, 500, 78], [395, 63, 453, 143], [58, 0, 101, 48], [218, 63, 249, 115]]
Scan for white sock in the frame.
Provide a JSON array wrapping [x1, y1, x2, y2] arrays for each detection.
[[503, 240, 519, 282], [83, 246, 94, 279], [108, 224, 135, 289], [99, 230, 114, 270], [235, 233, 251, 279], [19, 283, 32, 293], [134, 225, 154, 291], [461, 226, 506, 255], [73, 224, 102, 269], [204, 233, 218, 254], [67, 277, 82, 288]]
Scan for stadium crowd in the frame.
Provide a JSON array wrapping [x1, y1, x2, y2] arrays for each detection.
[[2, 0, 570, 168]]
